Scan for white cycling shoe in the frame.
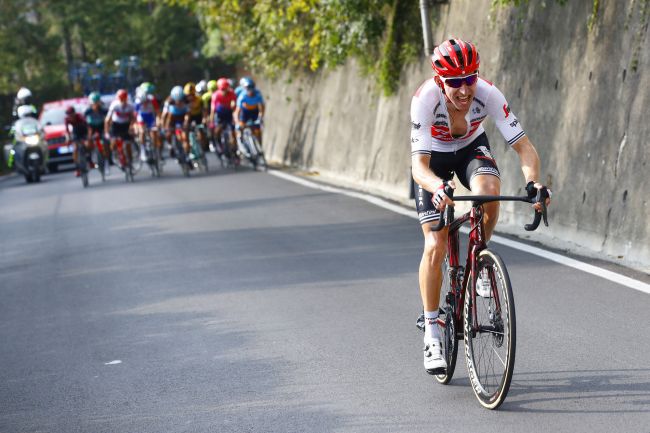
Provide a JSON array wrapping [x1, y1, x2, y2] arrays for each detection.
[[476, 271, 493, 298], [423, 337, 446, 375]]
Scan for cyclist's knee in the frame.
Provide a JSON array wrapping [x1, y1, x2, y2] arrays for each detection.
[[471, 175, 500, 195], [422, 230, 447, 264]]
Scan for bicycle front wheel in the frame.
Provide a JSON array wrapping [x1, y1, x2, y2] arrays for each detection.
[[463, 249, 516, 410]]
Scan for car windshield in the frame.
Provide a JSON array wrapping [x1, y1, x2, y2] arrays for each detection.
[[40, 108, 66, 126], [40, 104, 87, 126]]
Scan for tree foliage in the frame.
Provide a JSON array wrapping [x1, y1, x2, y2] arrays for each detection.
[[0, 0, 203, 96], [170, 0, 421, 95]]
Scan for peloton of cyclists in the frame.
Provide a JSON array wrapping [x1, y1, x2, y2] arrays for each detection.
[[410, 38, 551, 374]]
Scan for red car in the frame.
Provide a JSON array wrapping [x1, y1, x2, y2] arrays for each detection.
[[39, 97, 88, 172]]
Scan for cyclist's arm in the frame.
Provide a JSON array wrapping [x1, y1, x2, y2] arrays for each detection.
[[410, 81, 441, 192], [412, 154, 444, 193], [511, 136, 541, 185], [104, 107, 113, 132]]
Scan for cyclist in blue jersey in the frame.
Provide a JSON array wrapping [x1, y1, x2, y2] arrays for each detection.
[[162, 85, 190, 156], [234, 77, 265, 146], [234, 77, 249, 99], [135, 82, 162, 156]]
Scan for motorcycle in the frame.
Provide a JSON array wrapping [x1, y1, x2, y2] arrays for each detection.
[[4, 117, 48, 183]]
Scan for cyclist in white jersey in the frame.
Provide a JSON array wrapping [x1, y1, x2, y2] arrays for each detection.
[[104, 89, 136, 162], [410, 38, 552, 374]]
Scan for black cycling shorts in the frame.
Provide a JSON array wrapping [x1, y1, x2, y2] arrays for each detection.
[[189, 114, 203, 126], [414, 132, 500, 225], [111, 122, 131, 140]]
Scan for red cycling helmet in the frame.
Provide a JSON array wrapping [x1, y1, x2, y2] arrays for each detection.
[[116, 89, 128, 102], [431, 38, 480, 77], [216, 78, 229, 91]]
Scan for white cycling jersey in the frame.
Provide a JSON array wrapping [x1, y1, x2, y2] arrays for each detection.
[[410, 77, 525, 154], [106, 100, 135, 124]]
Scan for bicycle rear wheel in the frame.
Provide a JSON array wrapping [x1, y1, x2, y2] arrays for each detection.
[[435, 256, 459, 385], [463, 249, 516, 409]]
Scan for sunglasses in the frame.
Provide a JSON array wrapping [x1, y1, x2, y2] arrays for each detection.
[[441, 73, 478, 88]]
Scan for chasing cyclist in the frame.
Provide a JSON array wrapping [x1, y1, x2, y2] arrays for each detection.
[[184, 82, 208, 152], [162, 85, 190, 161], [410, 38, 551, 374], [234, 77, 265, 147], [134, 82, 162, 160], [84, 92, 109, 172], [105, 89, 136, 168], [64, 106, 91, 177], [210, 78, 238, 158]]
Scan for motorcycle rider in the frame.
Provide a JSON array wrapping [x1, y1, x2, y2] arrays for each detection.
[[12, 87, 38, 120]]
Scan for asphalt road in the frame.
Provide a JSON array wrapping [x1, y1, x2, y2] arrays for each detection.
[[1, 159, 649, 433]]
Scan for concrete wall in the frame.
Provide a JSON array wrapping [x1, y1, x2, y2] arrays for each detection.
[[259, 0, 650, 273]]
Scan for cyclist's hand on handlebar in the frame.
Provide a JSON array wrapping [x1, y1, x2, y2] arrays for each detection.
[[432, 180, 456, 211], [525, 181, 552, 212]]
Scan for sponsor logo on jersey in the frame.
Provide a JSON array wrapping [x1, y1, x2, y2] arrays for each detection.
[[503, 104, 511, 118], [412, 121, 421, 130], [509, 118, 520, 128]]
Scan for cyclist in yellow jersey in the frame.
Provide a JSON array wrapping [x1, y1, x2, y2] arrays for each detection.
[[202, 80, 217, 149], [184, 82, 208, 151]]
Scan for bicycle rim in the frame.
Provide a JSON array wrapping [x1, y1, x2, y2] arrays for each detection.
[[463, 249, 516, 409], [435, 256, 459, 384]]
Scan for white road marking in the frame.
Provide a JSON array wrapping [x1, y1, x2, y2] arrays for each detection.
[[105, 360, 122, 365], [269, 170, 650, 295]]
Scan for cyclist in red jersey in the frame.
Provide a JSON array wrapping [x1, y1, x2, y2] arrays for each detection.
[[64, 106, 92, 177], [410, 38, 552, 374], [210, 78, 237, 156]]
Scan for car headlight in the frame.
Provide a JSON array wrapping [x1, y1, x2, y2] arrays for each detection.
[[25, 135, 41, 146]]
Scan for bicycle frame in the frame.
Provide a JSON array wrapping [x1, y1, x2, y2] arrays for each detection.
[[440, 204, 499, 339], [434, 190, 547, 335]]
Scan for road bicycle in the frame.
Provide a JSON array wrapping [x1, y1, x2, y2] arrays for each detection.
[[140, 124, 161, 178], [91, 132, 108, 182], [169, 125, 191, 177], [238, 119, 267, 171], [113, 135, 138, 183], [416, 185, 549, 409], [214, 123, 240, 168], [188, 122, 208, 172], [75, 138, 90, 188]]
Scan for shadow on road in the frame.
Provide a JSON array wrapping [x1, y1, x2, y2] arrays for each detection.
[[503, 368, 650, 413]]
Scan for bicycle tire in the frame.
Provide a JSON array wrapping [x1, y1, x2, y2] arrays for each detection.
[[435, 256, 459, 385], [463, 249, 516, 410], [251, 135, 267, 171], [78, 143, 89, 188]]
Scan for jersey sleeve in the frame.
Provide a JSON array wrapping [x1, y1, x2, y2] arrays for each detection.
[[486, 85, 526, 146], [410, 82, 436, 156]]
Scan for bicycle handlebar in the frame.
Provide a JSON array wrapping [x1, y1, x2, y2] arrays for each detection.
[[430, 186, 549, 232]]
